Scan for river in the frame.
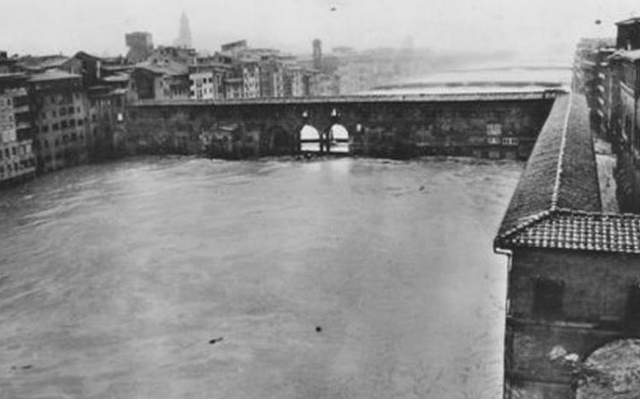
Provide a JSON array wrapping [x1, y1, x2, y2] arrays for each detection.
[[0, 156, 522, 399]]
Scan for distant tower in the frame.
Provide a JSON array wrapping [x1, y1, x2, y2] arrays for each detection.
[[175, 10, 193, 49], [125, 32, 154, 63], [313, 39, 322, 70]]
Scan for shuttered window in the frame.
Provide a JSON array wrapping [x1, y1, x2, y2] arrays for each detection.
[[532, 276, 564, 319]]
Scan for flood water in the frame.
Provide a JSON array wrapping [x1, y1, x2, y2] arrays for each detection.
[[0, 156, 522, 399]]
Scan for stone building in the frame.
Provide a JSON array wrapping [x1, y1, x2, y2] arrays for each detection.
[[495, 93, 640, 399], [129, 62, 189, 101], [125, 32, 153, 64], [283, 66, 310, 97], [224, 77, 243, 99], [28, 70, 90, 173], [259, 59, 285, 98], [241, 60, 260, 99], [86, 86, 126, 161], [0, 73, 35, 185], [188, 61, 229, 100]]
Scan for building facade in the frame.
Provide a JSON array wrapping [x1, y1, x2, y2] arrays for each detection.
[[29, 70, 90, 173], [241, 61, 260, 98], [129, 62, 190, 101], [125, 32, 153, 64], [0, 73, 35, 185]]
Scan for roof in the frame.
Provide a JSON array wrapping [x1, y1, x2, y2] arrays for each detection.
[[495, 92, 640, 255], [616, 17, 640, 26], [28, 69, 82, 82], [616, 49, 640, 62], [72, 51, 102, 62], [502, 210, 640, 254], [18, 55, 69, 71], [102, 73, 130, 83], [135, 61, 188, 76]]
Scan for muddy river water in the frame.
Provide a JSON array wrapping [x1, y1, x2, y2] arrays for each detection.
[[0, 157, 522, 399]]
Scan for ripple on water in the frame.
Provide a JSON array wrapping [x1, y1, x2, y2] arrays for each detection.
[[0, 156, 521, 399]]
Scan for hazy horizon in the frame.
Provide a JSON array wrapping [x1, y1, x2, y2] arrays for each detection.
[[1, 0, 639, 61]]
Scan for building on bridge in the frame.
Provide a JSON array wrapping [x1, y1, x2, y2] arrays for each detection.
[[495, 92, 640, 399], [129, 61, 190, 102]]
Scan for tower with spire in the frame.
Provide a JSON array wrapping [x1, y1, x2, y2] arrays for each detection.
[[175, 10, 193, 49]]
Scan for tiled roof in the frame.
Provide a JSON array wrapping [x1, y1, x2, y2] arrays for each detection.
[[28, 69, 82, 82], [135, 61, 188, 76], [616, 17, 640, 26], [502, 210, 640, 254], [493, 92, 640, 254], [497, 93, 601, 238]]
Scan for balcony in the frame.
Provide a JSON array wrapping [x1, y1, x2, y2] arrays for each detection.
[[15, 122, 31, 131], [13, 105, 29, 114]]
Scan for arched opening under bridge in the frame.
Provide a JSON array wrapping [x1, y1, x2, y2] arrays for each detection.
[[328, 124, 349, 154], [300, 125, 321, 153]]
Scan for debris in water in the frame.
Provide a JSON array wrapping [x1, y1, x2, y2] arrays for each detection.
[[419, 185, 425, 191], [11, 364, 33, 370], [316, 326, 322, 333], [209, 337, 224, 345]]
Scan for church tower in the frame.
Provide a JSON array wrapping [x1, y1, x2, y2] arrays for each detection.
[[175, 10, 193, 49]]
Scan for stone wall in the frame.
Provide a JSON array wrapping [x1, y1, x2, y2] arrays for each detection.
[[122, 98, 554, 159], [505, 248, 640, 399]]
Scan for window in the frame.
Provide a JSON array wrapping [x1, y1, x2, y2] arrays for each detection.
[[626, 284, 640, 328], [52, 123, 59, 131], [11, 147, 16, 156], [60, 107, 67, 116], [61, 121, 68, 129], [70, 120, 76, 127], [41, 125, 49, 133], [68, 106, 74, 114], [532, 276, 564, 319], [487, 123, 502, 136], [78, 119, 84, 126]]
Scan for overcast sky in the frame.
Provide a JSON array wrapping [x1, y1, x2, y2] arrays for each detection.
[[1, 0, 638, 59]]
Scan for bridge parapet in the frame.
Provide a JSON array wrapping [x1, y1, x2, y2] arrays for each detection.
[[129, 89, 566, 108]]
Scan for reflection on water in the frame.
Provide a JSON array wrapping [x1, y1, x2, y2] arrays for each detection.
[[0, 156, 522, 399]]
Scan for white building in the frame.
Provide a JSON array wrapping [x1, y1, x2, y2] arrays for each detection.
[[189, 71, 214, 100]]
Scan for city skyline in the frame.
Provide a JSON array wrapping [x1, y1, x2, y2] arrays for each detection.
[[1, 0, 640, 59]]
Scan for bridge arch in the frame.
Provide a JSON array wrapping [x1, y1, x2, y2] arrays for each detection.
[[263, 125, 295, 155], [299, 124, 322, 153], [327, 123, 350, 154]]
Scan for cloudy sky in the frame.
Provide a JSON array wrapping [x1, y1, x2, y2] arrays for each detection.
[[0, 0, 638, 59]]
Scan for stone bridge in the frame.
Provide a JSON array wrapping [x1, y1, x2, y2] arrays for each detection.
[[122, 91, 561, 159]]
